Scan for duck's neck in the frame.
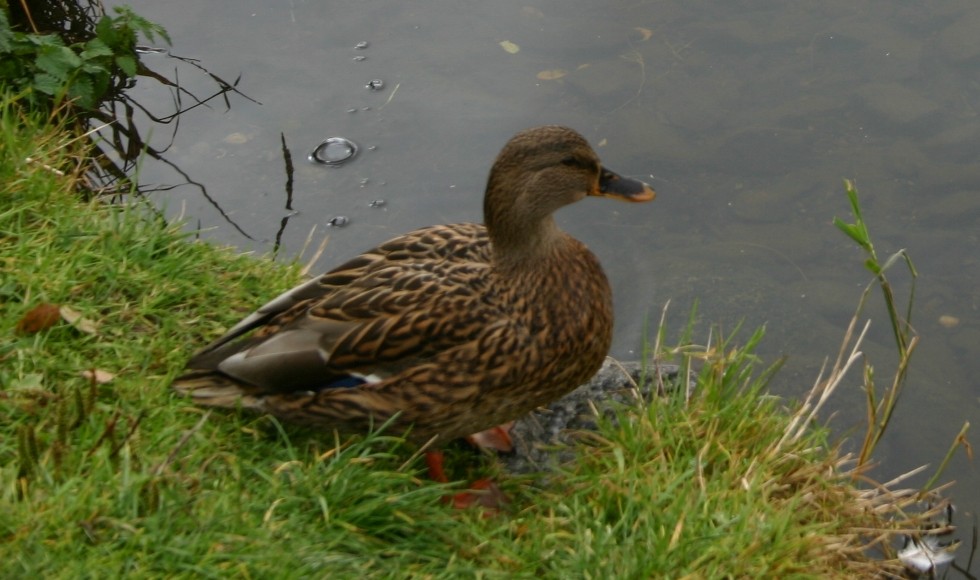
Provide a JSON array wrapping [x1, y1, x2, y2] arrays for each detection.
[[488, 214, 571, 272]]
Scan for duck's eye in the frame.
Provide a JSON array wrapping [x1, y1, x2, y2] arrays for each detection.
[[561, 156, 586, 169]]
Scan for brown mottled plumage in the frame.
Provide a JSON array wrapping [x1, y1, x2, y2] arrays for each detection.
[[172, 126, 655, 445]]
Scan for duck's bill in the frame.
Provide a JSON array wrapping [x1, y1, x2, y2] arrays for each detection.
[[592, 168, 656, 202]]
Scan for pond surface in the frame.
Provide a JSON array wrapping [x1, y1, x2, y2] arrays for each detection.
[[113, 0, 978, 558]]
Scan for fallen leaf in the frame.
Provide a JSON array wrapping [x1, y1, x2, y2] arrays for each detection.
[[597, 138, 608, 147], [60, 305, 99, 335], [16, 303, 61, 334], [499, 40, 520, 54], [536, 69, 567, 80], [81, 369, 116, 384], [635, 27, 653, 41]]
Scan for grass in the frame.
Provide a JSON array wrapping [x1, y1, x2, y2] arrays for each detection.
[[0, 90, 959, 577]]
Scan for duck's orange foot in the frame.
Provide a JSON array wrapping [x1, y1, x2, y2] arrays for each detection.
[[425, 451, 509, 513], [450, 478, 508, 513]]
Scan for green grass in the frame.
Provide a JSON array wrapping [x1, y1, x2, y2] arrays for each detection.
[[0, 90, 941, 577]]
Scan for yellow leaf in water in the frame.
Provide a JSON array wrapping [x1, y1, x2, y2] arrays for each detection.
[[536, 69, 567, 80], [635, 27, 653, 41], [223, 132, 249, 145], [938, 315, 959, 328], [60, 305, 99, 335], [521, 6, 544, 18], [499, 40, 520, 54]]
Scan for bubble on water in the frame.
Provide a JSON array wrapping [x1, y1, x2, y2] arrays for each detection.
[[327, 216, 349, 227], [352, 55, 366, 62], [369, 199, 387, 208], [366, 79, 384, 91], [354, 41, 369, 50], [309, 137, 358, 166]]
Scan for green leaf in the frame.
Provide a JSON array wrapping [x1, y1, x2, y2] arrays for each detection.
[[843, 179, 863, 221], [153, 25, 173, 46], [81, 61, 110, 75], [32, 72, 64, 95], [0, 11, 15, 51], [26, 33, 65, 49], [36, 46, 82, 78], [80, 39, 114, 60], [115, 54, 137, 78], [0, 65, 23, 90], [833, 218, 867, 248], [67, 75, 96, 108], [80, 58, 112, 84], [88, 68, 111, 98], [113, 6, 172, 44], [95, 15, 119, 48], [879, 250, 907, 273]]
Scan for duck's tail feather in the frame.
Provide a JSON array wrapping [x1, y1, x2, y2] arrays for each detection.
[[172, 370, 264, 409]]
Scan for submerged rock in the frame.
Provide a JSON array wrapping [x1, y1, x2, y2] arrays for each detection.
[[503, 359, 690, 475]]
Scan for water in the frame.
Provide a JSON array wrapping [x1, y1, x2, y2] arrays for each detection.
[[113, 0, 979, 562]]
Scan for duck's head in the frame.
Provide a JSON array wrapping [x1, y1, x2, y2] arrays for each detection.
[[484, 126, 655, 254]]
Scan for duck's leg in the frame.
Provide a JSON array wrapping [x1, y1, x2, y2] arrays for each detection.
[[457, 421, 514, 508], [425, 450, 452, 483], [425, 450, 496, 508], [423, 422, 515, 510], [424, 421, 515, 483]]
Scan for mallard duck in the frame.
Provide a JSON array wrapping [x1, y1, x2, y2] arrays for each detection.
[[173, 125, 655, 477]]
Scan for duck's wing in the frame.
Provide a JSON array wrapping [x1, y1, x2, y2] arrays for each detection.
[[175, 223, 493, 395]]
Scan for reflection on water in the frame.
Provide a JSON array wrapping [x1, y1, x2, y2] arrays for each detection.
[[114, 0, 978, 561]]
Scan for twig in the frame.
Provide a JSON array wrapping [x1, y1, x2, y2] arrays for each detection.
[[153, 410, 211, 476]]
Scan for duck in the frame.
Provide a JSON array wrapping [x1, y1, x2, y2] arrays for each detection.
[[173, 125, 655, 496]]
